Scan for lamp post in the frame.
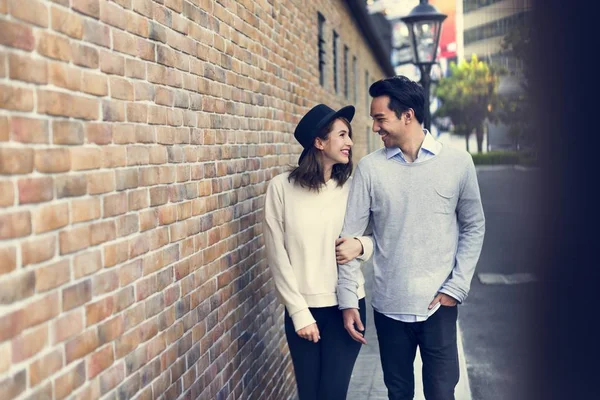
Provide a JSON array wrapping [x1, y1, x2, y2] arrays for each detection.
[[400, 0, 447, 132]]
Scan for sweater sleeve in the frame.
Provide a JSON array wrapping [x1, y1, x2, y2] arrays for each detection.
[[337, 165, 372, 309], [355, 235, 374, 261], [439, 156, 486, 303], [263, 178, 316, 331]]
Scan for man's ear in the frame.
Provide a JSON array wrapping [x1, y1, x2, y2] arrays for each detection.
[[405, 108, 414, 124], [314, 137, 325, 150]]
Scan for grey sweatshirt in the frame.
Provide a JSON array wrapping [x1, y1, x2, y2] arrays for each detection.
[[337, 145, 485, 317]]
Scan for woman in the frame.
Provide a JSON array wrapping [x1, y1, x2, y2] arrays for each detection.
[[263, 104, 373, 399]]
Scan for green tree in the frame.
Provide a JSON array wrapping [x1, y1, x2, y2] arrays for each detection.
[[497, 25, 535, 151], [434, 55, 502, 153]]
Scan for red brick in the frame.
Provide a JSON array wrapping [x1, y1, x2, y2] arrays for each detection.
[[33, 202, 69, 233], [83, 19, 110, 48], [86, 122, 113, 144], [65, 329, 99, 364], [0, 342, 10, 374], [0, 147, 33, 175], [52, 309, 84, 344], [102, 145, 127, 168], [87, 344, 114, 379], [0, 181, 13, 208], [56, 174, 87, 199], [29, 348, 62, 386], [12, 324, 47, 363], [125, 58, 146, 79], [118, 259, 142, 286], [0, 84, 34, 111], [116, 168, 139, 191], [79, 70, 108, 96], [112, 28, 136, 57], [71, 197, 101, 223], [102, 99, 126, 121], [127, 103, 148, 123], [0, 369, 26, 399], [0, 19, 35, 50], [103, 240, 129, 267], [52, 5, 84, 38], [53, 120, 84, 145], [109, 76, 134, 100], [48, 61, 82, 91], [71, 379, 101, 400], [86, 296, 114, 326], [63, 281, 92, 312], [17, 176, 53, 204], [92, 269, 119, 296], [0, 246, 16, 275], [70, 147, 102, 171], [35, 148, 71, 173], [73, 0, 99, 18], [22, 292, 59, 331], [99, 363, 124, 395], [38, 90, 98, 120], [0, 115, 7, 141], [59, 224, 90, 254], [0, 309, 25, 342], [134, 82, 155, 101], [35, 259, 70, 292], [112, 124, 135, 144], [73, 250, 103, 279], [115, 327, 141, 359], [0, 269, 35, 304], [100, 50, 125, 75], [9, 0, 48, 26], [21, 235, 55, 266], [128, 188, 149, 211], [127, 145, 150, 165], [54, 361, 86, 400], [37, 31, 71, 61], [99, 1, 127, 30], [103, 192, 128, 217], [90, 220, 117, 246], [114, 286, 135, 313], [72, 43, 99, 68], [0, 210, 31, 239], [88, 171, 115, 194], [98, 315, 123, 345], [116, 214, 139, 237], [10, 116, 48, 144], [8, 53, 47, 84]]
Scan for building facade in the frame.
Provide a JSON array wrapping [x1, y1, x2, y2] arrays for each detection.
[[0, 1, 392, 399]]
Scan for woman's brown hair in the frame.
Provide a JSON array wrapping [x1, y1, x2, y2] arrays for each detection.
[[288, 117, 353, 191]]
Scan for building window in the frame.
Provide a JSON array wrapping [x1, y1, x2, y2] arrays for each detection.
[[344, 45, 349, 99], [463, 0, 503, 13], [318, 13, 326, 87], [333, 30, 339, 93], [464, 12, 528, 46], [353, 55, 358, 104]]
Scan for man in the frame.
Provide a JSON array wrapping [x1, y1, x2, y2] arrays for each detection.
[[336, 75, 485, 400]]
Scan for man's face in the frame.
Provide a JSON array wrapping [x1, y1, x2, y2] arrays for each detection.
[[370, 95, 405, 148]]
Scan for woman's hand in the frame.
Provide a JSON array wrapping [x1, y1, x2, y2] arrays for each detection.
[[335, 237, 363, 264], [297, 323, 320, 343]]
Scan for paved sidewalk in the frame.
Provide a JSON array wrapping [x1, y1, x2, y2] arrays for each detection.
[[347, 261, 472, 400]]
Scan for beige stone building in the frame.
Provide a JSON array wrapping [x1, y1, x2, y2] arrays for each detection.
[[0, 1, 392, 399]]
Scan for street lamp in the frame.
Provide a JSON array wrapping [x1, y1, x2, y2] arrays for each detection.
[[400, 0, 447, 132]]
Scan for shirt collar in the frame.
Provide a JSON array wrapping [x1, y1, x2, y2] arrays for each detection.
[[385, 130, 441, 160]]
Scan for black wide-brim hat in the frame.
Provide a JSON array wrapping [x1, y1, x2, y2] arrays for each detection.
[[294, 104, 355, 164]]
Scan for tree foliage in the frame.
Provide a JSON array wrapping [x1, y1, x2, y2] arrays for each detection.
[[434, 55, 502, 153]]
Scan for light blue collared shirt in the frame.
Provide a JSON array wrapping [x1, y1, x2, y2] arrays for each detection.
[[384, 131, 447, 322]]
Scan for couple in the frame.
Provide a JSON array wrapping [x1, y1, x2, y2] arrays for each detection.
[[264, 75, 486, 400]]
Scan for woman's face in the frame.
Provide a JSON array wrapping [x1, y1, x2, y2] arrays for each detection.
[[318, 118, 353, 165]]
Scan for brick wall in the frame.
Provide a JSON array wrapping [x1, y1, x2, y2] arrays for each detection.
[[0, 1, 387, 399]]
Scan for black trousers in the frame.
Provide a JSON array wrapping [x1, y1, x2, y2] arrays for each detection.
[[285, 298, 366, 400], [374, 305, 459, 400]]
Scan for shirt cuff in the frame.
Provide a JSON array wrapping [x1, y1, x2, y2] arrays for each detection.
[[290, 308, 316, 331]]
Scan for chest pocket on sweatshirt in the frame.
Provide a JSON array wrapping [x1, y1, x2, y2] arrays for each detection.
[[434, 187, 457, 214]]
